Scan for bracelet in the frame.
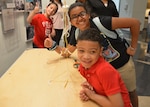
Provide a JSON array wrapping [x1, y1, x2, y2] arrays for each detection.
[[129, 45, 136, 51], [48, 41, 57, 50]]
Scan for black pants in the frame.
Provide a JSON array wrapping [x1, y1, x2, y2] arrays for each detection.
[[32, 42, 38, 48], [52, 29, 63, 45], [147, 42, 150, 53]]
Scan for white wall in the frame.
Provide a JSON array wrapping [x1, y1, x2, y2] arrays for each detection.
[[132, 0, 147, 30], [0, 12, 32, 76], [119, 0, 134, 18], [112, 0, 121, 12], [119, 0, 147, 30]]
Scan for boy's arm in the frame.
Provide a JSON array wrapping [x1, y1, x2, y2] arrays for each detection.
[[81, 88, 124, 107], [44, 38, 76, 57], [26, 2, 40, 23]]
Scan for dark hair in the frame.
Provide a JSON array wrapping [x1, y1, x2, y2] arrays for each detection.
[[68, 2, 87, 18], [47, 2, 58, 14], [75, 0, 86, 3], [50, 0, 63, 6], [77, 28, 103, 47]]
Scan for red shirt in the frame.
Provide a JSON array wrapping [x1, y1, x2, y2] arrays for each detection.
[[79, 57, 131, 107], [31, 14, 53, 48]]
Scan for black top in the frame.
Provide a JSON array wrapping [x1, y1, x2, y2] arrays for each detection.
[[69, 16, 130, 69], [86, 0, 119, 18]]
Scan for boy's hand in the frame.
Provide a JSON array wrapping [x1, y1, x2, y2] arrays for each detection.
[[79, 89, 89, 101], [33, 2, 40, 14], [79, 81, 95, 101], [44, 36, 53, 48], [81, 81, 93, 91], [80, 87, 95, 101]]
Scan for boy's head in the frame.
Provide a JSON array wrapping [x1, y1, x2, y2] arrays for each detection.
[[76, 28, 103, 69], [46, 2, 58, 16], [75, 0, 86, 3], [77, 28, 103, 46]]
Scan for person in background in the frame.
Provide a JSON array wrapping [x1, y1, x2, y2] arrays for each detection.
[[26, 2, 58, 48], [77, 28, 132, 107], [28, 2, 35, 10], [44, 2, 140, 107], [50, 0, 64, 45], [146, 10, 150, 56], [75, 0, 119, 18]]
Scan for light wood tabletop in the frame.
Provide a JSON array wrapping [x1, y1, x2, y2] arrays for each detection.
[[0, 49, 99, 107]]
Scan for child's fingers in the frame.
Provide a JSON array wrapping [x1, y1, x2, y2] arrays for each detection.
[[44, 38, 52, 47], [33, 2, 40, 13], [81, 82, 93, 91], [79, 91, 89, 101], [35, 2, 39, 7]]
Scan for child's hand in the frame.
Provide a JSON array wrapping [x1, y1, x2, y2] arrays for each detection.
[[126, 46, 136, 56], [80, 81, 95, 101], [81, 81, 93, 91], [79, 89, 89, 101], [60, 48, 71, 58], [44, 36, 53, 48], [80, 87, 95, 101], [33, 2, 40, 14]]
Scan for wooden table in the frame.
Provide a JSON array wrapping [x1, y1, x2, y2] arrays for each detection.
[[0, 49, 99, 107]]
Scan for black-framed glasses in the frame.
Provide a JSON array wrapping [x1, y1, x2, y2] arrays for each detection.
[[70, 11, 87, 21]]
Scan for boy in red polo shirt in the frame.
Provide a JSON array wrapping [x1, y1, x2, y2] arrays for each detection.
[[77, 28, 132, 107]]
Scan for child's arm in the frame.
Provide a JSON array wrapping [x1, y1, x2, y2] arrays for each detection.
[[112, 17, 140, 56], [81, 87, 124, 107], [44, 37, 76, 57], [26, 2, 40, 23]]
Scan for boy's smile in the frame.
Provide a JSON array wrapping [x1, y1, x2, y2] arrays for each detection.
[[77, 40, 102, 69]]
